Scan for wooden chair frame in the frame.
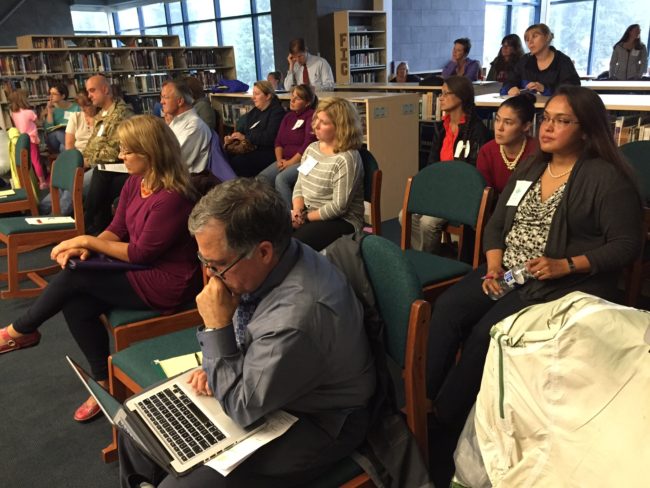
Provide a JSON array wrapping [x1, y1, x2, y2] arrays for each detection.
[[0, 160, 84, 299], [367, 168, 383, 236], [0, 141, 38, 217], [401, 177, 494, 302], [625, 207, 650, 307]]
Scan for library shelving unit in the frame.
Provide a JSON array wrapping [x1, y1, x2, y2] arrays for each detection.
[[322, 10, 387, 84], [210, 90, 419, 218], [0, 34, 236, 122]]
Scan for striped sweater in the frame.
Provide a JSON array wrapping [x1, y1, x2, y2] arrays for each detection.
[[293, 142, 365, 231]]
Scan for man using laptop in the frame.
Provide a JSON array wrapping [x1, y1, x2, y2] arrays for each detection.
[[118, 179, 376, 487]]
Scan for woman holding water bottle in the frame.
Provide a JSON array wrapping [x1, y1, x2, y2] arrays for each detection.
[[426, 86, 643, 441]]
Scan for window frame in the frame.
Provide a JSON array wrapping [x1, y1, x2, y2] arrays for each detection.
[[72, 1, 272, 82]]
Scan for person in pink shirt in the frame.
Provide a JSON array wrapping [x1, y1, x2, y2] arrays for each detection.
[[9, 89, 47, 188], [0, 115, 202, 422]]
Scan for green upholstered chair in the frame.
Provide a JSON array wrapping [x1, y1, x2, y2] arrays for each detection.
[[102, 300, 202, 352], [0, 149, 84, 299], [0, 133, 38, 217], [360, 148, 383, 236], [621, 141, 650, 306], [102, 235, 432, 486], [401, 161, 494, 302]]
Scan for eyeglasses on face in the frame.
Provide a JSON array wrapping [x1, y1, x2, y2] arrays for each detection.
[[540, 115, 580, 128], [438, 91, 455, 98], [197, 251, 247, 280]]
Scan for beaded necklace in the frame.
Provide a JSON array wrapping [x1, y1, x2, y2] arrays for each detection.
[[546, 163, 574, 179], [499, 138, 527, 171]]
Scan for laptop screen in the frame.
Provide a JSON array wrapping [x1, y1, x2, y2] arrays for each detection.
[[66, 356, 122, 420]]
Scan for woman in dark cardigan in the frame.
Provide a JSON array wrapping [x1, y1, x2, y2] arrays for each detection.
[[426, 86, 643, 433], [226, 80, 286, 177], [501, 23, 580, 96]]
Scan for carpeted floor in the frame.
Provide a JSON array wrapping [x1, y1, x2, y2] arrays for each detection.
[[1, 246, 120, 488], [2, 224, 648, 488]]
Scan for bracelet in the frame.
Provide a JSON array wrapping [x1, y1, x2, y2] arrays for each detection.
[[567, 256, 576, 274]]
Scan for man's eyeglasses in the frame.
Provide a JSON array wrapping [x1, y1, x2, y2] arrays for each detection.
[[540, 115, 580, 128], [197, 251, 246, 280]]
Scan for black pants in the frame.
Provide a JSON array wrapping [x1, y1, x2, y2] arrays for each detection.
[[84, 170, 129, 234], [293, 220, 355, 252], [118, 409, 369, 488], [228, 148, 276, 177], [427, 264, 529, 426], [13, 268, 149, 380]]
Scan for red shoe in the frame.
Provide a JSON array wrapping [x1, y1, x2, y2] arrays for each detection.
[[0, 327, 41, 354], [73, 400, 102, 422]]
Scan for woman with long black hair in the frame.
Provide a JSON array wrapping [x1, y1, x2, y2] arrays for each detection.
[[609, 24, 648, 80], [427, 86, 643, 434]]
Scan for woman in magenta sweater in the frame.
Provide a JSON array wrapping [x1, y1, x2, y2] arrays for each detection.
[[477, 93, 538, 193], [0, 115, 202, 421], [259, 84, 318, 207]]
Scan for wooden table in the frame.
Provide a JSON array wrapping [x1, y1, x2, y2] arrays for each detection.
[[474, 93, 650, 112]]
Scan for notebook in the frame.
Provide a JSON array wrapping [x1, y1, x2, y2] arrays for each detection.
[[67, 356, 266, 476]]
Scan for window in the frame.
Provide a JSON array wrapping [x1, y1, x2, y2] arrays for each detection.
[[483, 1, 541, 68], [141, 4, 166, 28], [71, 10, 113, 34], [548, 1, 594, 75], [71, 1, 274, 85]]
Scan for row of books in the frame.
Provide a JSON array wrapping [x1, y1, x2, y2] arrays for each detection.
[[351, 71, 380, 83], [221, 102, 253, 127], [129, 50, 177, 71], [0, 53, 49, 75], [350, 34, 379, 50], [185, 50, 226, 68], [0, 50, 226, 76], [124, 74, 172, 94], [350, 52, 382, 69], [612, 114, 650, 144]]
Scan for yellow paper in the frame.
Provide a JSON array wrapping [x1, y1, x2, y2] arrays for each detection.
[[154, 352, 203, 378]]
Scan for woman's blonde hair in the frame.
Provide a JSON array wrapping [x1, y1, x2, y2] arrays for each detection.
[[524, 23, 554, 44], [117, 115, 195, 199], [313, 97, 363, 153], [8, 89, 31, 112], [253, 80, 276, 97]]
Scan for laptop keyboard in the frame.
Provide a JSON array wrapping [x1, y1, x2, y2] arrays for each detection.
[[137, 385, 226, 462]]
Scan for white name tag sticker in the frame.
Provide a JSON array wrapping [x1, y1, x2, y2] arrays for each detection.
[[454, 141, 471, 159], [298, 155, 318, 175], [292, 119, 304, 130], [631, 49, 640, 57], [249, 121, 261, 129], [506, 180, 533, 206], [96, 123, 105, 137]]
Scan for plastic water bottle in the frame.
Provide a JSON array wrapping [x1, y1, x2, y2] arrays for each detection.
[[487, 263, 532, 300]]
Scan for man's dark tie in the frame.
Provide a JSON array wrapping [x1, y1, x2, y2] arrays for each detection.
[[302, 65, 310, 85], [234, 294, 259, 351]]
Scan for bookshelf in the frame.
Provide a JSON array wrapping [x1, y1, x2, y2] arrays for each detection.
[[0, 34, 236, 124], [210, 91, 419, 218], [323, 10, 388, 85]]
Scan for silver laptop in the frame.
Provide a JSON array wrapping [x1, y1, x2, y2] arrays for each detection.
[[67, 356, 265, 476]]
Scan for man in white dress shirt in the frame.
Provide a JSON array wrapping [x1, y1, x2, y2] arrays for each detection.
[[284, 38, 335, 91], [161, 80, 212, 174]]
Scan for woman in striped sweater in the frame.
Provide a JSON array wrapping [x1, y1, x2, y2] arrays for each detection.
[[291, 97, 365, 251]]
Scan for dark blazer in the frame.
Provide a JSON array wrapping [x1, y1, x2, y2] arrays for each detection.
[[427, 114, 491, 166], [484, 157, 643, 301], [501, 47, 581, 96], [243, 97, 286, 148]]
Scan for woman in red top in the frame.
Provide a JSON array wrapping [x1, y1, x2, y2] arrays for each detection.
[[477, 93, 538, 193], [0, 115, 202, 421]]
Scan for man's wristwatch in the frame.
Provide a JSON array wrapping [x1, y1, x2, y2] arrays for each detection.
[[567, 256, 576, 274]]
